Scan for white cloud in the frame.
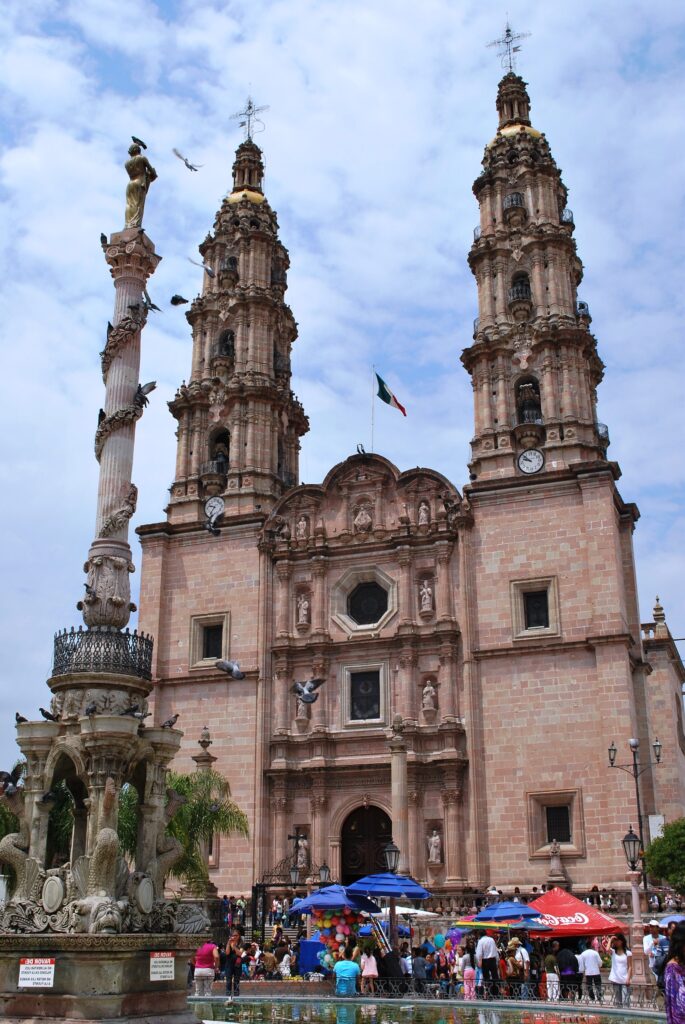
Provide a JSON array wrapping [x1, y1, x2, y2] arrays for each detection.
[[0, 0, 684, 755]]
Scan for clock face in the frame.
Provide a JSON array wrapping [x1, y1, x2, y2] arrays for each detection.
[[204, 496, 225, 519], [517, 448, 544, 474]]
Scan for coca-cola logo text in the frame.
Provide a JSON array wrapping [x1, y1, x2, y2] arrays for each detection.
[[541, 912, 590, 926]]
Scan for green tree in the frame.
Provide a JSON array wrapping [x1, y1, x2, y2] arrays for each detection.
[[643, 817, 685, 894]]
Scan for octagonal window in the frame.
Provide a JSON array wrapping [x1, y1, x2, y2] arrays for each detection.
[[348, 582, 388, 626]]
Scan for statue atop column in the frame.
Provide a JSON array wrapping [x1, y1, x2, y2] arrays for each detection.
[[125, 141, 157, 229]]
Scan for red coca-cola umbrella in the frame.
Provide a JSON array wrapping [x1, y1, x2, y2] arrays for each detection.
[[528, 887, 624, 937]]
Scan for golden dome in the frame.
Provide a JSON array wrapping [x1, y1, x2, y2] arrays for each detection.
[[227, 188, 266, 205], [487, 123, 542, 148]]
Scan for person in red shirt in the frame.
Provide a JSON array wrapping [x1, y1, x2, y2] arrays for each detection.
[[193, 940, 219, 997]]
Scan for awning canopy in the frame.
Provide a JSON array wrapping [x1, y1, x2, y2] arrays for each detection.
[[528, 887, 624, 937]]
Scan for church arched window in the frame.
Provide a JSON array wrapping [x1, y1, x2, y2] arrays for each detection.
[[216, 329, 234, 359], [509, 271, 531, 302], [516, 377, 542, 424], [209, 429, 230, 472]]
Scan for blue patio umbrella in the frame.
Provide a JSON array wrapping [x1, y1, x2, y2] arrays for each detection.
[[346, 872, 431, 900], [660, 914, 685, 926], [474, 901, 544, 922], [287, 884, 381, 916]]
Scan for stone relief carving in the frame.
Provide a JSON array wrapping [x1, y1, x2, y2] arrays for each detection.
[[422, 679, 438, 711], [296, 593, 310, 626], [353, 503, 373, 533], [78, 554, 136, 629], [99, 483, 138, 538], [427, 828, 442, 864], [418, 501, 430, 526], [419, 580, 434, 613], [94, 405, 144, 462], [295, 514, 309, 540]]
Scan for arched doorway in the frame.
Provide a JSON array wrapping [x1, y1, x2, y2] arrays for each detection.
[[340, 805, 392, 885]]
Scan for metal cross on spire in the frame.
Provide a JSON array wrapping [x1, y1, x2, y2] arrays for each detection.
[[487, 20, 531, 73], [230, 96, 269, 141]]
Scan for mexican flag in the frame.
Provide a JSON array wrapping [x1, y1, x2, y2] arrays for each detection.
[[375, 372, 407, 417]]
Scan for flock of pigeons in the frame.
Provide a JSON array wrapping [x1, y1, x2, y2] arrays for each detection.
[[14, 706, 179, 729]]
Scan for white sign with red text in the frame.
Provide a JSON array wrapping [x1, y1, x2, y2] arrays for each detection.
[[150, 951, 175, 981], [18, 957, 55, 988]]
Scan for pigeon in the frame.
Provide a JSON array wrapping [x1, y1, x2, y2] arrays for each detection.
[[161, 714, 179, 729], [134, 381, 157, 408], [143, 288, 161, 312], [100, 233, 108, 246], [131, 135, 147, 150], [170, 294, 189, 306], [188, 256, 215, 279], [215, 660, 245, 679], [204, 521, 221, 537], [172, 148, 203, 172], [0, 765, 23, 793], [84, 583, 96, 597], [356, 443, 366, 455], [84, 701, 98, 717], [132, 710, 152, 721], [15, 713, 27, 724], [40, 707, 60, 722], [291, 678, 325, 704], [119, 704, 139, 717], [98, 408, 106, 425]]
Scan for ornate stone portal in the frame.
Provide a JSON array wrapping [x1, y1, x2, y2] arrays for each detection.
[[0, 145, 206, 1024]]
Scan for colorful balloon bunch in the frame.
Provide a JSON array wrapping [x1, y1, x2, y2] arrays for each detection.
[[312, 905, 365, 952]]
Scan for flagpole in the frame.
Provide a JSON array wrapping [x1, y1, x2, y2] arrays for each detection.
[[371, 364, 375, 453]]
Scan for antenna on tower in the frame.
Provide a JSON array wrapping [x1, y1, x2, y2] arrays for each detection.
[[230, 96, 269, 141], [486, 19, 531, 73]]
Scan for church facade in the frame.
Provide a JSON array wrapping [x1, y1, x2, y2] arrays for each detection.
[[138, 73, 685, 899]]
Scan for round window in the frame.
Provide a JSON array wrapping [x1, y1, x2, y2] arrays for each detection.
[[348, 582, 388, 626]]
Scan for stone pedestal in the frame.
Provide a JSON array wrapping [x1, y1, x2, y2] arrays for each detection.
[[0, 933, 200, 1024]]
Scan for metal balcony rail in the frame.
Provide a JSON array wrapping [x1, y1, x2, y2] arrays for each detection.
[[53, 626, 153, 681], [508, 282, 532, 303], [503, 192, 525, 210], [201, 460, 228, 476]]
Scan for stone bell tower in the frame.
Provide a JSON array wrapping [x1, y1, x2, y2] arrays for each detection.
[[463, 72, 607, 481], [168, 139, 308, 520]]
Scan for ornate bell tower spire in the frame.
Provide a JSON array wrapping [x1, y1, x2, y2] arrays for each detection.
[[168, 137, 308, 519], [462, 73, 607, 480]]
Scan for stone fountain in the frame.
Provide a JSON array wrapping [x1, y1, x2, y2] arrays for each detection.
[[0, 144, 207, 1024]]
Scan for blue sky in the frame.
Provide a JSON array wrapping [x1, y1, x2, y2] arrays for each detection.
[[0, 0, 683, 753]]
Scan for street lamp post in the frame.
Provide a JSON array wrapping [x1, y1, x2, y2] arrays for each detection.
[[384, 839, 400, 950], [608, 737, 662, 901], [621, 826, 650, 987]]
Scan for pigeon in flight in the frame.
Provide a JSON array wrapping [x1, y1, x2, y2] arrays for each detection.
[[135, 381, 157, 408], [132, 710, 151, 721], [170, 294, 189, 306], [161, 714, 179, 729], [291, 678, 325, 704], [131, 135, 147, 150], [0, 765, 23, 795], [172, 148, 203, 172], [188, 256, 215, 279], [143, 288, 161, 312], [215, 660, 245, 679], [84, 701, 98, 717], [40, 707, 60, 722], [119, 704, 139, 717], [15, 713, 27, 724]]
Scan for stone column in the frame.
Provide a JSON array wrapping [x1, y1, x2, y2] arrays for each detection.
[[436, 546, 454, 623], [311, 558, 327, 635], [408, 787, 424, 880], [627, 869, 650, 985], [273, 660, 290, 735], [442, 783, 463, 883], [439, 641, 458, 720], [398, 549, 413, 625], [82, 231, 160, 630], [329, 836, 341, 882], [389, 717, 410, 875], [271, 794, 290, 867], [309, 789, 328, 868], [275, 563, 291, 638]]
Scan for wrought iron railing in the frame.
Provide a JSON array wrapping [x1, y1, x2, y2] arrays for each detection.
[[508, 282, 532, 303], [561, 207, 575, 224], [53, 626, 153, 680], [201, 460, 228, 476], [503, 192, 525, 210]]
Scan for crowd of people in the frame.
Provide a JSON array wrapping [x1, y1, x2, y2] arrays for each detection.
[[189, 916, 685, 1024]]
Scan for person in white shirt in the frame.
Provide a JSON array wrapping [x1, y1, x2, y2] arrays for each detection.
[[643, 920, 668, 979], [577, 946, 603, 1001], [476, 933, 500, 996], [608, 935, 632, 1006]]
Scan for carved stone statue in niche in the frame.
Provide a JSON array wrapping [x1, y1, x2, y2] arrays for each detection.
[[418, 501, 430, 526], [353, 504, 373, 533], [296, 515, 309, 540], [422, 679, 437, 711], [297, 593, 310, 626], [427, 828, 442, 864], [296, 834, 309, 869], [419, 580, 433, 613]]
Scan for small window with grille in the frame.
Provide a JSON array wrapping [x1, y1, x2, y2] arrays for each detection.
[[524, 590, 549, 630], [202, 624, 223, 660]]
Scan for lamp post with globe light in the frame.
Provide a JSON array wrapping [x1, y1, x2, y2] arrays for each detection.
[[384, 839, 400, 949], [622, 825, 650, 987]]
